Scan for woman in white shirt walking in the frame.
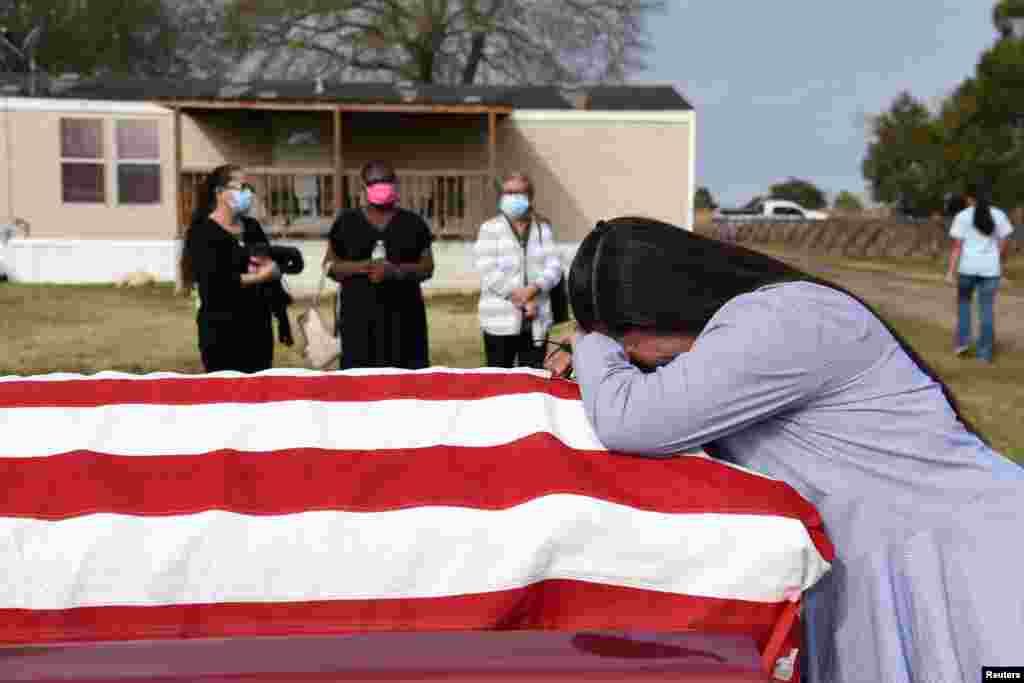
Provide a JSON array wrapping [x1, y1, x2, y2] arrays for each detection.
[[473, 172, 563, 368], [945, 180, 1015, 362]]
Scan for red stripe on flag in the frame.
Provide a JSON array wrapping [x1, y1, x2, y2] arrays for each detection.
[[0, 579, 788, 646], [0, 374, 581, 408], [0, 435, 833, 561]]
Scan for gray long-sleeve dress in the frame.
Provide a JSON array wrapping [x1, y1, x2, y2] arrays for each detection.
[[572, 281, 1024, 683]]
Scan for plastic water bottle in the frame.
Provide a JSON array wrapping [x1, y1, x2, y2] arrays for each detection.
[[372, 240, 386, 262]]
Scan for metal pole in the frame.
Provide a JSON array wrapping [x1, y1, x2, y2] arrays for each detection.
[[488, 111, 497, 192], [333, 107, 343, 212]]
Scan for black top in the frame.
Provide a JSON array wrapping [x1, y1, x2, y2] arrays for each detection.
[[327, 208, 434, 369], [186, 216, 272, 320], [327, 207, 434, 299]]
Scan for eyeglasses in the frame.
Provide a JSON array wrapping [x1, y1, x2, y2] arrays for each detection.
[[222, 182, 257, 194], [544, 340, 574, 381]]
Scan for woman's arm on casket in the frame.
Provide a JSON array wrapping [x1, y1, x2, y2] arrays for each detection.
[[572, 293, 836, 455]]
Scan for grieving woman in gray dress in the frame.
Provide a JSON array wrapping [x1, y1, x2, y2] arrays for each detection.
[[545, 217, 1023, 683]]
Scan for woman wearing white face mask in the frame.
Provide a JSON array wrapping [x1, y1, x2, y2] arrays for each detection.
[[179, 164, 282, 373], [473, 172, 563, 368]]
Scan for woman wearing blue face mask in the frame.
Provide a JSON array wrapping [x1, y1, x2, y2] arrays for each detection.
[[473, 172, 563, 368], [179, 164, 283, 373]]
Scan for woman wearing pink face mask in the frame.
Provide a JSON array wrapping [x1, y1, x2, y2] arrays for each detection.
[[324, 160, 435, 369]]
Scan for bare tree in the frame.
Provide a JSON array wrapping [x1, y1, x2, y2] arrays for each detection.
[[222, 0, 666, 85], [171, 0, 245, 79], [0, 22, 42, 93]]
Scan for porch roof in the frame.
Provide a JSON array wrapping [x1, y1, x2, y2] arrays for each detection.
[[45, 77, 694, 113]]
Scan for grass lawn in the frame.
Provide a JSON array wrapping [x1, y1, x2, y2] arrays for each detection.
[[0, 284, 486, 376], [1, 282, 1020, 462]]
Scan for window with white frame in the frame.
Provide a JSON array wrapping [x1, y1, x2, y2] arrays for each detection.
[[115, 119, 161, 205], [60, 118, 105, 203], [60, 117, 162, 206]]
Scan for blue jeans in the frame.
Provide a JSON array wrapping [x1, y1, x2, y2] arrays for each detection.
[[957, 274, 1000, 361]]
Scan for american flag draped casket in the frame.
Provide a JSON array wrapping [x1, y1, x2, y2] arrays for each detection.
[[0, 368, 833, 682]]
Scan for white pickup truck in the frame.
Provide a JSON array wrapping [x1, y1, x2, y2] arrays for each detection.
[[712, 199, 828, 223]]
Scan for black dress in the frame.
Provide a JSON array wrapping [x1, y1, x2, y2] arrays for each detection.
[[327, 208, 433, 369], [186, 216, 274, 373]]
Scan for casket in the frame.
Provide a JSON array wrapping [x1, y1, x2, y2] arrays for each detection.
[[0, 368, 833, 682]]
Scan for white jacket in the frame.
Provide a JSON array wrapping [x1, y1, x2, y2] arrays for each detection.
[[473, 214, 563, 344]]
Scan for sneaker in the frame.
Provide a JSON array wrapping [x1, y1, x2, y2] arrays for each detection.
[[954, 345, 970, 356]]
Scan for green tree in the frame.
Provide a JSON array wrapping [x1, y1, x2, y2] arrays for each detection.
[[861, 91, 949, 215], [993, 0, 1024, 38], [694, 186, 717, 210], [947, 25, 1024, 208], [223, 0, 666, 85], [833, 191, 864, 211], [861, 3, 1024, 214], [0, 0, 188, 79], [768, 177, 828, 210]]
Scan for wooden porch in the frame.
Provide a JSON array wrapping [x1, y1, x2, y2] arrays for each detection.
[[179, 167, 494, 240], [170, 101, 508, 241]]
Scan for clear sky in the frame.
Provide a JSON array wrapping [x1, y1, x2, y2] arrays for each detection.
[[641, 1, 998, 207]]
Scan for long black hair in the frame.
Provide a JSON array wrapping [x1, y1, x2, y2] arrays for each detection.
[[568, 216, 988, 445], [178, 164, 240, 296], [967, 179, 996, 237]]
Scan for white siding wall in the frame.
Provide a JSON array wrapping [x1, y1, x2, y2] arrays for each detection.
[[1, 239, 578, 297], [3, 240, 181, 283]]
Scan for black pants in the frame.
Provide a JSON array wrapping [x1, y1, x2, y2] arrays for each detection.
[[198, 314, 274, 373], [483, 329, 545, 369], [339, 305, 430, 371]]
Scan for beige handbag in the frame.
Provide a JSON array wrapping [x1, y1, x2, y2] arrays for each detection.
[[296, 263, 341, 370]]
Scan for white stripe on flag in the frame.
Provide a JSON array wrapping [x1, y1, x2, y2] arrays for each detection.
[[0, 496, 830, 609], [0, 394, 605, 458]]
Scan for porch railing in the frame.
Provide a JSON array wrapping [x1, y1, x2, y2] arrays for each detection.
[[180, 168, 494, 240]]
